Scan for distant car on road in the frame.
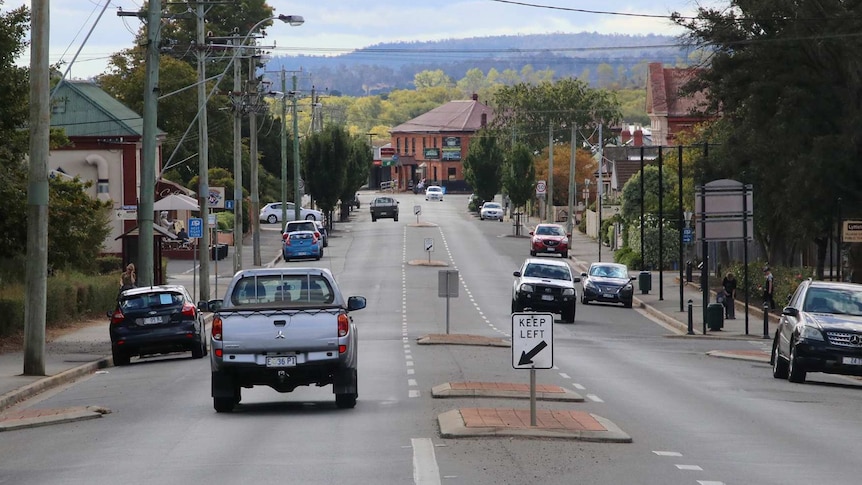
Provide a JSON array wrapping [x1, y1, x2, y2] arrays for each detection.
[[479, 202, 504, 221], [282, 230, 323, 261], [530, 223, 570, 257], [425, 185, 443, 201], [512, 258, 580, 323], [370, 196, 399, 221], [107, 285, 208, 366], [580, 262, 635, 308], [260, 202, 322, 223], [772, 279, 862, 384]]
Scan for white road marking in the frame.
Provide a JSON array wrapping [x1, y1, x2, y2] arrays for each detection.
[[409, 390, 420, 398], [586, 394, 604, 402], [697, 481, 725, 485], [653, 451, 683, 457], [676, 465, 703, 471], [407, 369, 415, 375], [408, 379, 418, 387], [559, 373, 570, 379]]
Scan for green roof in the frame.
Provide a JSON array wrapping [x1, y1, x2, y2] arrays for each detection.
[[50, 80, 163, 138]]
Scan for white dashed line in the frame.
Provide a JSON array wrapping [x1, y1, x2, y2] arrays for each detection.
[[586, 394, 604, 402], [675, 465, 703, 471], [559, 373, 570, 379], [409, 390, 420, 398], [652, 451, 683, 457]]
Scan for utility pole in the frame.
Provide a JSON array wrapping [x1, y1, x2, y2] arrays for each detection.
[[280, 67, 288, 232], [567, 123, 576, 235], [293, 73, 302, 222], [137, 0, 161, 286], [597, 123, 603, 262], [547, 121, 554, 223], [232, 33, 244, 273], [249, 49, 261, 266], [195, 1, 210, 301], [24, 0, 49, 375]]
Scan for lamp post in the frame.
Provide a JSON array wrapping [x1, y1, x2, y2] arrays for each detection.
[[293, 73, 302, 222]]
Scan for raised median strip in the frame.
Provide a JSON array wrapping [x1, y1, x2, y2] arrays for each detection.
[[706, 349, 770, 363], [0, 405, 111, 432], [416, 334, 510, 347], [438, 408, 632, 442], [0, 358, 111, 413], [432, 382, 584, 402]]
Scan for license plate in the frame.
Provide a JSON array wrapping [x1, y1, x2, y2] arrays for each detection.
[[266, 356, 297, 367], [143, 316, 162, 324], [546, 247, 556, 252], [842, 357, 862, 365], [602, 293, 614, 298], [541, 294, 555, 301]]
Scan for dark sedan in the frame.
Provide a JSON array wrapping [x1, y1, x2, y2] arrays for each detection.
[[580, 262, 635, 308], [108, 285, 208, 366], [771, 279, 862, 383]]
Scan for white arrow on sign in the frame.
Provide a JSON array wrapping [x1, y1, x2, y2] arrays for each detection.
[[424, 237, 433, 252], [511, 312, 553, 369]]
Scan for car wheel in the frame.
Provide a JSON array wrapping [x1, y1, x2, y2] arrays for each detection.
[[561, 251, 568, 258], [772, 337, 789, 379], [336, 392, 357, 409], [580, 294, 589, 305], [372, 216, 377, 222], [266, 215, 277, 224], [562, 305, 576, 323], [213, 396, 235, 413], [624, 300, 633, 309], [394, 215, 399, 222], [112, 346, 130, 366], [511, 299, 524, 313], [788, 340, 807, 383], [306, 214, 316, 220], [530, 250, 536, 257], [282, 251, 289, 262], [191, 336, 205, 359]]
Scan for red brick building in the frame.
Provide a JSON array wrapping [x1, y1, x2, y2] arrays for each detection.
[[646, 62, 713, 146]]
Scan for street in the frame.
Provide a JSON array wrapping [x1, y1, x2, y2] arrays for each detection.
[[2, 192, 862, 485]]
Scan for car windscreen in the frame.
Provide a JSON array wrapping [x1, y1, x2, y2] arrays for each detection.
[[121, 292, 184, 311], [231, 274, 335, 306], [590, 266, 627, 278], [524, 264, 571, 281], [804, 288, 862, 315], [484, 203, 501, 209], [286, 222, 315, 232], [536, 225, 562, 236]]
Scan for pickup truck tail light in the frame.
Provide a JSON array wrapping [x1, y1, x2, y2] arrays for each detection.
[[337, 313, 349, 337], [181, 301, 196, 317], [110, 309, 125, 325], [212, 315, 223, 341]]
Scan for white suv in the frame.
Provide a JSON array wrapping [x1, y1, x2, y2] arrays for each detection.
[[260, 202, 322, 223], [425, 185, 443, 201]]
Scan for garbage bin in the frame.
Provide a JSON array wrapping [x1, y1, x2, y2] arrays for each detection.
[[685, 261, 693, 283], [707, 302, 724, 331], [638, 271, 651, 294], [210, 243, 227, 261]]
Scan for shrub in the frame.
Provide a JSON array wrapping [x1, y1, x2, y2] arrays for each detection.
[[722, 261, 815, 308], [614, 246, 641, 268], [96, 255, 123, 275]]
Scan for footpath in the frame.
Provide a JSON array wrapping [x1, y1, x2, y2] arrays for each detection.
[[0, 206, 776, 439]]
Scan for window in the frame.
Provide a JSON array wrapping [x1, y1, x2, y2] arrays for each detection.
[[232, 275, 334, 306], [447, 167, 456, 180]]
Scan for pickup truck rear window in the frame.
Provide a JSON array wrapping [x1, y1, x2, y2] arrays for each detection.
[[231, 274, 335, 306]]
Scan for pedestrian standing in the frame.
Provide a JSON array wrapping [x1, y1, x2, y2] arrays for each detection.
[[120, 263, 136, 292], [722, 272, 737, 319], [763, 266, 775, 312]]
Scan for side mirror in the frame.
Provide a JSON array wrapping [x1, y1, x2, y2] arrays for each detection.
[[630, 276, 637, 281], [347, 296, 366, 311], [199, 299, 223, 312], [529, 231, 535, 236], [581, 272, 588, 277], [781, 307, 799, 318], [106, 310, 113, 318], [513, 271, 521, 277], [573, 277, 581, 283]]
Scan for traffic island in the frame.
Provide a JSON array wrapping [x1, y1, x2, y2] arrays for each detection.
[[408, 259, 449, 267], [438, 408, 632, 442], [432, 382, 584, 402], [416, 334, 510, 347], [0, 405, 111, 432]]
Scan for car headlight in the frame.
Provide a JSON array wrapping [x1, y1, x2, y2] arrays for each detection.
[[562, 288, 574, 296], [624, 283, 633, 291], [520, 284, 534, 293], [584, 281, 598, 291], [561, 238, 569, 244], [798, 325, 824, 341]]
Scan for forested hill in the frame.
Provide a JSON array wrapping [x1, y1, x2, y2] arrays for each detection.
[[269, 32, 687, 96]]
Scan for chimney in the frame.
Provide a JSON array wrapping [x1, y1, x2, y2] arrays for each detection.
[[633, 127, 644, 147], [621, 127, 632, 145], [472, 93, 478, 101]]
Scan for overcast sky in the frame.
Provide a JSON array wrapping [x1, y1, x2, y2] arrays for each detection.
[[5, 0, 722, 79]]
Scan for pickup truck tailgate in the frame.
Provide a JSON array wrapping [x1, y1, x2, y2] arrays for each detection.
[[220, 310, 341, 354]]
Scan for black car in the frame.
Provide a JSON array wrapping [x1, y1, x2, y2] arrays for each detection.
[[107, 285, 208, 366], [771, 279, 862, 383], [580, 262, 635, 308], [511, 258, 580, 323]]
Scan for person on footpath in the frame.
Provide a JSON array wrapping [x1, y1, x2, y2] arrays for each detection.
[[763, 266, 775, 312], [722, 272, 737, 319], [120, 263, 136, 292]]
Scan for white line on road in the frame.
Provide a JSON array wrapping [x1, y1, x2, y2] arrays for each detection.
[[653, 451, 683, 457], [697, 481, 725, 485], [586, 394, 604, 402], [409, 390, 420, 398], [559, 373, 570, 379], [675, 465, 703, 471], [408, 379, 417, 387]]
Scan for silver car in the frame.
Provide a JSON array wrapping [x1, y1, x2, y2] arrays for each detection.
[[259, 202, 322, 223]]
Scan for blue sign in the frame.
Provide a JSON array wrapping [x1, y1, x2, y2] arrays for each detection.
[[682, 227, 693, 244], [226, 199, 234, 211], [188, 218, 203, 238]]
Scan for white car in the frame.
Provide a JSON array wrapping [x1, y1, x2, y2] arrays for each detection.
[[260, 202, 322, 223], [425, 185, 443, 201], [479, 202, 504, 221]]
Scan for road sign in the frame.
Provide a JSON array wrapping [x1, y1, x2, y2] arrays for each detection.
[[511, 312, 553, 369], [208, 213, 217, 228], [225, 200, 234, 211], [438, 269, 459, 298], [188, 218, 203, 238], [536, 180, 547, 196], [414, 205, 421, 215], [682, 227, 693, 244], [424, 237, 433, 252], [843, 220, 862, 243]]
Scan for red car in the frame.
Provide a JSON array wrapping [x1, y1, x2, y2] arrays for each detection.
[[530, 223, 570, 258]]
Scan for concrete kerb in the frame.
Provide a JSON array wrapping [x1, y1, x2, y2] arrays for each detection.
[[0, 358, 111, 413], [416, 334, 510, 347], [431, 383, 584, 402], [437, 409, 632, 442], [0, 405, 110, 432]]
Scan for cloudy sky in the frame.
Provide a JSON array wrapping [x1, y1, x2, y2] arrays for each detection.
[[5, 0, 722, 79]]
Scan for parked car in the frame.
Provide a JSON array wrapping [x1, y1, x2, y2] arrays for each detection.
[[771, 279, 862, 384], [314, 220, 329, 247], [425, 185, 443, 201], [107, 285, 208, 366], [511, 258, 580, 323], [530, 223, 570, 257], [370, 196, 399, 221], [282, 230, 323, 261], [580, 263, 635, 308], [259, 202, 322, 223], [479, 202, 504, 221]]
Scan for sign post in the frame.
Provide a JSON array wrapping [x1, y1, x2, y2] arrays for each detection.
[[511, 312, 554, 426], [438, 269, 458, 334], [424, 237, 433, 264], [188, 218, 203, 300], [414, 204, 421, 224]]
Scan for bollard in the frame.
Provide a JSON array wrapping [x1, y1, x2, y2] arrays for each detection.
[[687, 299, 694, 335], [763, 301, 770, 339]]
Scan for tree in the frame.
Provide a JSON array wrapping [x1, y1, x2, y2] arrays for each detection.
[[301, 124, 351, 216], [503, 144, 536, 213], [533, 144, 597, 207], [47, 177, 113, 273], [463, 130, 504, 203], [337, 136, 372, 222], [619, 165, 679, 223], [413, 70, 453, 89]]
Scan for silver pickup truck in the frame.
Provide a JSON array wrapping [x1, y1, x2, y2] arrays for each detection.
[[203, 267, 366, 412]]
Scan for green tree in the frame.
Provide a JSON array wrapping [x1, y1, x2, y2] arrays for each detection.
[[47, 177, 113, 273], [337, 136, 373, 222], [301, 124, 351, 216], [463, 131, 504, 202], [503, 144, 536, 213], [619, 165, 679, 223], [413, 69, 453, 89], [457, 68, 486, 97]]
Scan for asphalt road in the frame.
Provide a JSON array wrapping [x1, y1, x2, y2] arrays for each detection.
[[3, 192, 862, 484]]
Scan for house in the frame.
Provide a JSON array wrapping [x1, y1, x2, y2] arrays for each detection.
[[385, 94, 494, 192], [646, 62, 713, 146], [49, 80, 167, 256]]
